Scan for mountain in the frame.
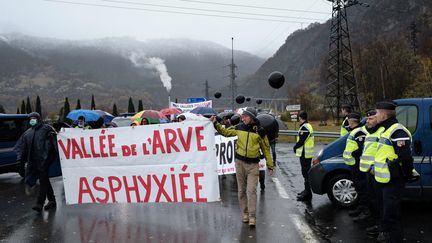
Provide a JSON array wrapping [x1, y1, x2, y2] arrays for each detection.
[[240, 0, 432, 105], [0, 34, 264, 114]]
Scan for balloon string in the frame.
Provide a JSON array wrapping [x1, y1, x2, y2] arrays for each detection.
[[268, 89, 278, 111]]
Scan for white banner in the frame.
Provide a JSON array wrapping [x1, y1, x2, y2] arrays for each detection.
[[215, 135, 266, 175], [170, 100, 212, 112], [57, 121, 220, 204]]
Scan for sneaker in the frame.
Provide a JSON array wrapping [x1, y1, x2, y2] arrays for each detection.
[[366, 225, 379, 236], [248, 218, 256, 227], [32, 204, 43, 212], [376, 232, 390, 243], [242, 214, 249, 223], [44, 201, 57, 210], [348, 207, 363, 217]]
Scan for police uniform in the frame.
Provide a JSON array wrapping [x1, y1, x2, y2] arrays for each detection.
[[374, 101, 416, 243], [343, 112, 370, 220], [293, 112, 314, 201], [340, 116, 350, 136]]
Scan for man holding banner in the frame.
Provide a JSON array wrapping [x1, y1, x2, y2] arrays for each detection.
[[211, 107, 274, 227]]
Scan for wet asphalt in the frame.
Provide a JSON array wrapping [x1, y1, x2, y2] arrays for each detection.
[[1, 143, 431, 243]]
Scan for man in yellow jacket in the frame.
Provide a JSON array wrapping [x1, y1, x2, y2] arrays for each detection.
[[211, 107, 273, 227]]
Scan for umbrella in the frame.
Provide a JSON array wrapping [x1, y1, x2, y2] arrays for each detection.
[[93, 110, 115, 124], [181, 112, 209, 121], [67, 109, 104, 122], [190, 107, 217, 117], [217, 111, 234, 119], [131, 110, 168, 124], [256, 114, 279, 140], [160, 107, 182, 116]]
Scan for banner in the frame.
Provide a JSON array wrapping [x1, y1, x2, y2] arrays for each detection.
[[215, 135, 266, 175], [57, 121, 220, 204], [170, 100, 212, 112]]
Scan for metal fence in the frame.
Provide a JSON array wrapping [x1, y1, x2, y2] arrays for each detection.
[[279, 130, 340, 138]]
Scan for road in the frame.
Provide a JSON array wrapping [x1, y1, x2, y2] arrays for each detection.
[[0, 143, 431, 243]]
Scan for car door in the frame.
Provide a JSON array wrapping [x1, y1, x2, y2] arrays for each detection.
[[418, 99, 432, 199], [0, 118, 28, 167]]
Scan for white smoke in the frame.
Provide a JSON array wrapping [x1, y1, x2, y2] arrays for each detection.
[[129, 52, 172, 93]]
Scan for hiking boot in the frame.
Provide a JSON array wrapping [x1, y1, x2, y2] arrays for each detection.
[[248, 217, 256, 227], [376, 232, 390, 243], [366, 225, 379, 236], [242, 214, 249, 223], [32, 204, 43, 212], [44, 201, 57, 210]]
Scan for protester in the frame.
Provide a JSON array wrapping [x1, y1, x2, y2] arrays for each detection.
[[14, 112, 58, 212], [210, 107, 273, 227], [74, 116, 91, 129]]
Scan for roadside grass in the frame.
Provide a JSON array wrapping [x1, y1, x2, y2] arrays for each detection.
[[277, 120, 341, 144]]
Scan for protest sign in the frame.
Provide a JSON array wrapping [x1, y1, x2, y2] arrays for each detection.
[[170, 100, 212, 112]]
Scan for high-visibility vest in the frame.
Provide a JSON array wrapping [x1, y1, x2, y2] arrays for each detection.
[[374, 123, 412, 183], [343, 127, 365, 166], [296, 123, 314, 158], [359, 126, 385, 172], [340, 117, 349, 136]]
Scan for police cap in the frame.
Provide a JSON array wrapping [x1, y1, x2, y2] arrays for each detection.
[[347, 112, 361, 120], [376, 101, 397, 110], [365, 109, 377, 117]]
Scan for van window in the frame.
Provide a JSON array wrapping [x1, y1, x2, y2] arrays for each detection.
[[396, 105, 418, 134], [0, 119, 28, 142]]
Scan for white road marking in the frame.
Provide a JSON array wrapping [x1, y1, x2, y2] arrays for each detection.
[[290, 214, 320, 243], [271, 177, 289, 199]]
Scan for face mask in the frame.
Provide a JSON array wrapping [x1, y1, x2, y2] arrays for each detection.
[[29, 119, 37, 126], [78, 122, 84, 128]]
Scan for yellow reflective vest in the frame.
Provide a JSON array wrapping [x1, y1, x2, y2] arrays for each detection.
[[343, 127, 365, 166], [340, 117, 349, 136], [359, 126, 385, 172], [295, 123, 314, 159], [374, 123, 411, 183]]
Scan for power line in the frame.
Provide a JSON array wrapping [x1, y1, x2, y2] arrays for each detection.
[[176, 0, 330, 15], [99, 0, 327, 21], [43, 0, 315, 24]]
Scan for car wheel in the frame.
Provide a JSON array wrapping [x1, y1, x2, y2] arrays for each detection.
[[326, 173, 358, 207]]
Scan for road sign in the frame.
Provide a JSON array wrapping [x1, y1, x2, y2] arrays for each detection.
[[286, 104, 301, 111], [187, 97, 207, 103]]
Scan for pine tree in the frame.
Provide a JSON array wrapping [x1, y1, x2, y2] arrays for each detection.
[[64, 97, 70, 121], [138, 99, 144, 111], [112, 103, 119, 116], [76, 99, 81, 109], [35, 95, 42, 115], [25, 96, 32, 114], [91, 94, 96, 110], [21, 100, 26, 114], [0, 104, 5, 113], [16, 107, 20, 114], [58, 107, 64, 122], [128, 97, 135, 113]]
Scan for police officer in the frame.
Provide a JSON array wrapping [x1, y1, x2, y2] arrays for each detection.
[[340, 104, 352, 136], [374, 101, 418, 243], [74, 116, 91, 129], [293, 111, 314, 201], [342, 112, 370, 220]]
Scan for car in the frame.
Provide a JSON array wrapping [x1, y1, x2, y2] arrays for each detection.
[[0, 114, 29, 176], [309, 98, 432, 207]]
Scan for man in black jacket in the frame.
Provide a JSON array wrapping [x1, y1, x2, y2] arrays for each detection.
[[14, 112, 58, 212]]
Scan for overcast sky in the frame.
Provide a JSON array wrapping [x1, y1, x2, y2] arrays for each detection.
[[0, 0, 332, 57]]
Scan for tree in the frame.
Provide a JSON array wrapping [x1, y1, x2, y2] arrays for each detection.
[[16, 107, 20, 114], [138, 99, 144, 111], [25, 96, 32, 114], [0, 104, 5, 113], [58, 107, 64, 122], [90, 94, 96, 110], [21, 100, 26, 114], [76, 99, 81, 109], [128, 97, 135, 113], [35, 95, 42, 115], [112, 103, 119, 116], [63, 97, 70, 121]]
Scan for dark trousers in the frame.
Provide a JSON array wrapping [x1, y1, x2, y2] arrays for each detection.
[[350, 163, 368, 210], [259, 142, 277, 189], [37, 171, 55, 205], [366, 172, 378, 218], [300, 156, 312, 192], [376, 177, 405, 242]]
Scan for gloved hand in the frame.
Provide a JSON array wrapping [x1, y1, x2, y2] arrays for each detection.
[[405, 169, 420, 183]]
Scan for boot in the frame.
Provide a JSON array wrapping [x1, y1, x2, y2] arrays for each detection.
[[352, 209, 372, 222], [44, 201, 57, 210], [376, 232, 390, 243], [297, 190, 306, 196], [297, 191, 312, 201], [242, 214, 249, 223], [248, 217, 256, 227], [348, 207, 363, 217], [366, 225, 379, 236], [32, 204, 43, 212]]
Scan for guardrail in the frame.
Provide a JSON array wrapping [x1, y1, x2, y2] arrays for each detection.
[[279, 130, 340, 138]]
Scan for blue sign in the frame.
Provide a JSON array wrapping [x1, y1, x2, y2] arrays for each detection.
[[187, 97, 207, 103]]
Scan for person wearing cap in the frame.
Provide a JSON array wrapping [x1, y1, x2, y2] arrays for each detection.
[[360, 109, 385, 237], [293, 111, 314, 201], [340, 104, 352, 136], [210, 107, 274, 227], [374, 101, 419, 243], [343, 112, 371, 222], [14, 112, 58, 212]]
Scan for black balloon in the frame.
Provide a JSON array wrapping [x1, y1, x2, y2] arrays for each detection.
[[246, 97, 251, 102], [256, 99, 263, 105], [268, 71, 285, 89], [214, 92, 222, 99], [235, 95, 245, 104]]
